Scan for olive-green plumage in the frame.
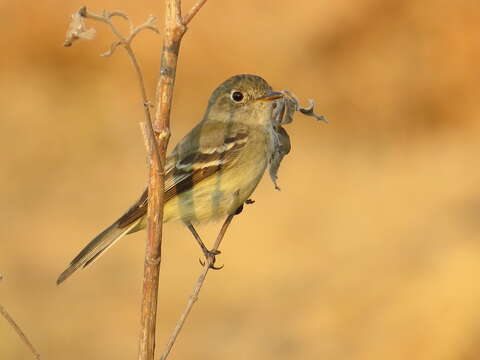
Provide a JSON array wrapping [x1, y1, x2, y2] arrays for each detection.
[[57, 74, 281, 284]]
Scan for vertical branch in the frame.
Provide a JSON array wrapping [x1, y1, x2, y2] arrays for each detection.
[[138, 1, 208, 359], [138, 5, 182, 359], [64, 3, 209, 359]]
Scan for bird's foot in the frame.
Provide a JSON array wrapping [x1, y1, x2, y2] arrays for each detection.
[[199, 249, 223, 270]]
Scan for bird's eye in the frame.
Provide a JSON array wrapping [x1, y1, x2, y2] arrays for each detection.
[[231, 91, 244, 102]]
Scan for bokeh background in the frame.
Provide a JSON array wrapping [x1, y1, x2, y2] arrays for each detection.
[[1, 0, 480, 359]]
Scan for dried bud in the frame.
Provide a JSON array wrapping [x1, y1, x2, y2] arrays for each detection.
[[64, 8, 96, 47]]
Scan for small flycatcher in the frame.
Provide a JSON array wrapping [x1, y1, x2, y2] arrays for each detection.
[[57, 74, 283, 284]]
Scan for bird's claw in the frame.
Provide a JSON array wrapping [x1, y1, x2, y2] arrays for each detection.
[[210, 263, 224, 270], [199, 249, 224, 270]]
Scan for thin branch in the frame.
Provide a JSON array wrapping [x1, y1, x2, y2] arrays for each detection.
[[76, 7, 162, 174], [65, 3, 209, 360], [182, 0, 208, 25], [130, 16, 160, 44], [74, 10, 163, 360], [174, 0, 183, 25], [159, 214, 235, 360], [109, 10, 131, 25], [100, 40, 122, 57], [0, 277, 41, 359], [139, 1, 208, 358], [65, 8, 161, 359], [0, 305, 41, 360], [140, 122, 153, 155]]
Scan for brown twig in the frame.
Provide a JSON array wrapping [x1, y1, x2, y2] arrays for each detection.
[[0, 277, 41, 359], [139, 1, 208, 360], [159, 214, 235, 360], [69, 7, 161, 165], [65, 6, 162, 359], [182, 0, 208, 25], [64, 2, 209, 359]]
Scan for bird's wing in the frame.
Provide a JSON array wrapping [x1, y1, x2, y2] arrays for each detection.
[[117, 121, 249, 228]]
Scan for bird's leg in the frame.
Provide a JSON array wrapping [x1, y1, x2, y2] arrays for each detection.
[[186, 223, 222, 269], [233, 198, 254, 215], [234, 204, 244, 215]]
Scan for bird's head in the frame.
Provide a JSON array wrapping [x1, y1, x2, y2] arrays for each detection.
[[205, 74, 283, 125]]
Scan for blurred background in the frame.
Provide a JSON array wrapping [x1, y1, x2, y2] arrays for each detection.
[[1, 0, 480, 359]]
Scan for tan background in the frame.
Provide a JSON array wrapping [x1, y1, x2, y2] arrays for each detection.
[[1, 0, 480, 359]]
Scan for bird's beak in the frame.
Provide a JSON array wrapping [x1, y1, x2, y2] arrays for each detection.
[[258, 91, 283, 102]]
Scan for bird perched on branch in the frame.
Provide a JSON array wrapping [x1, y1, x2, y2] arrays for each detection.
[[57, 74, 285, 284]]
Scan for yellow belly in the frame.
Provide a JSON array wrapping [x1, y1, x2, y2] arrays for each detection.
[[163, 148, 268, 223], [133, 126, 272, 227]]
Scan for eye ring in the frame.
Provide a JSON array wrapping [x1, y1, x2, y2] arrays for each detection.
[[231, 91, 244, 102]]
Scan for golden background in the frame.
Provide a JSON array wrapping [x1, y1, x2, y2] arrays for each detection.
[[1, 0, 480, 359]]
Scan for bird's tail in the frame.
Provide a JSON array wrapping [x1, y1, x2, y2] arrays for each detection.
[[56, 218, 141, 285]]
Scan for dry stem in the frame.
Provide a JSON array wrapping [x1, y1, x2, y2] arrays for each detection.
[[159, 214, 235, 360], [65, 2, 210, 359], [0, 277, 41, 359], [182, 0, 208, 25], [140, 1, 208, 360], [66, 6, 162, 360], [76, 7, 161, 165]]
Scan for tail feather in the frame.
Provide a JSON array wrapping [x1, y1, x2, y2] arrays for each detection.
[[56, 218, 141, 285]]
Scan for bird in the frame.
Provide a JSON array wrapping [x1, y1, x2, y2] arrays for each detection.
[[56, 74, 283, 285]]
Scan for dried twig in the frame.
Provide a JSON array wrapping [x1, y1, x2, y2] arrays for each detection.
[[65, 6, 163, 360], [65, 2, 210, 359], [159, 214, 235, 360], [141, 1, 208, 359], [64, 6, 160, 165], [182, 0, 208, 25], [0, 276, 41, 359]]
